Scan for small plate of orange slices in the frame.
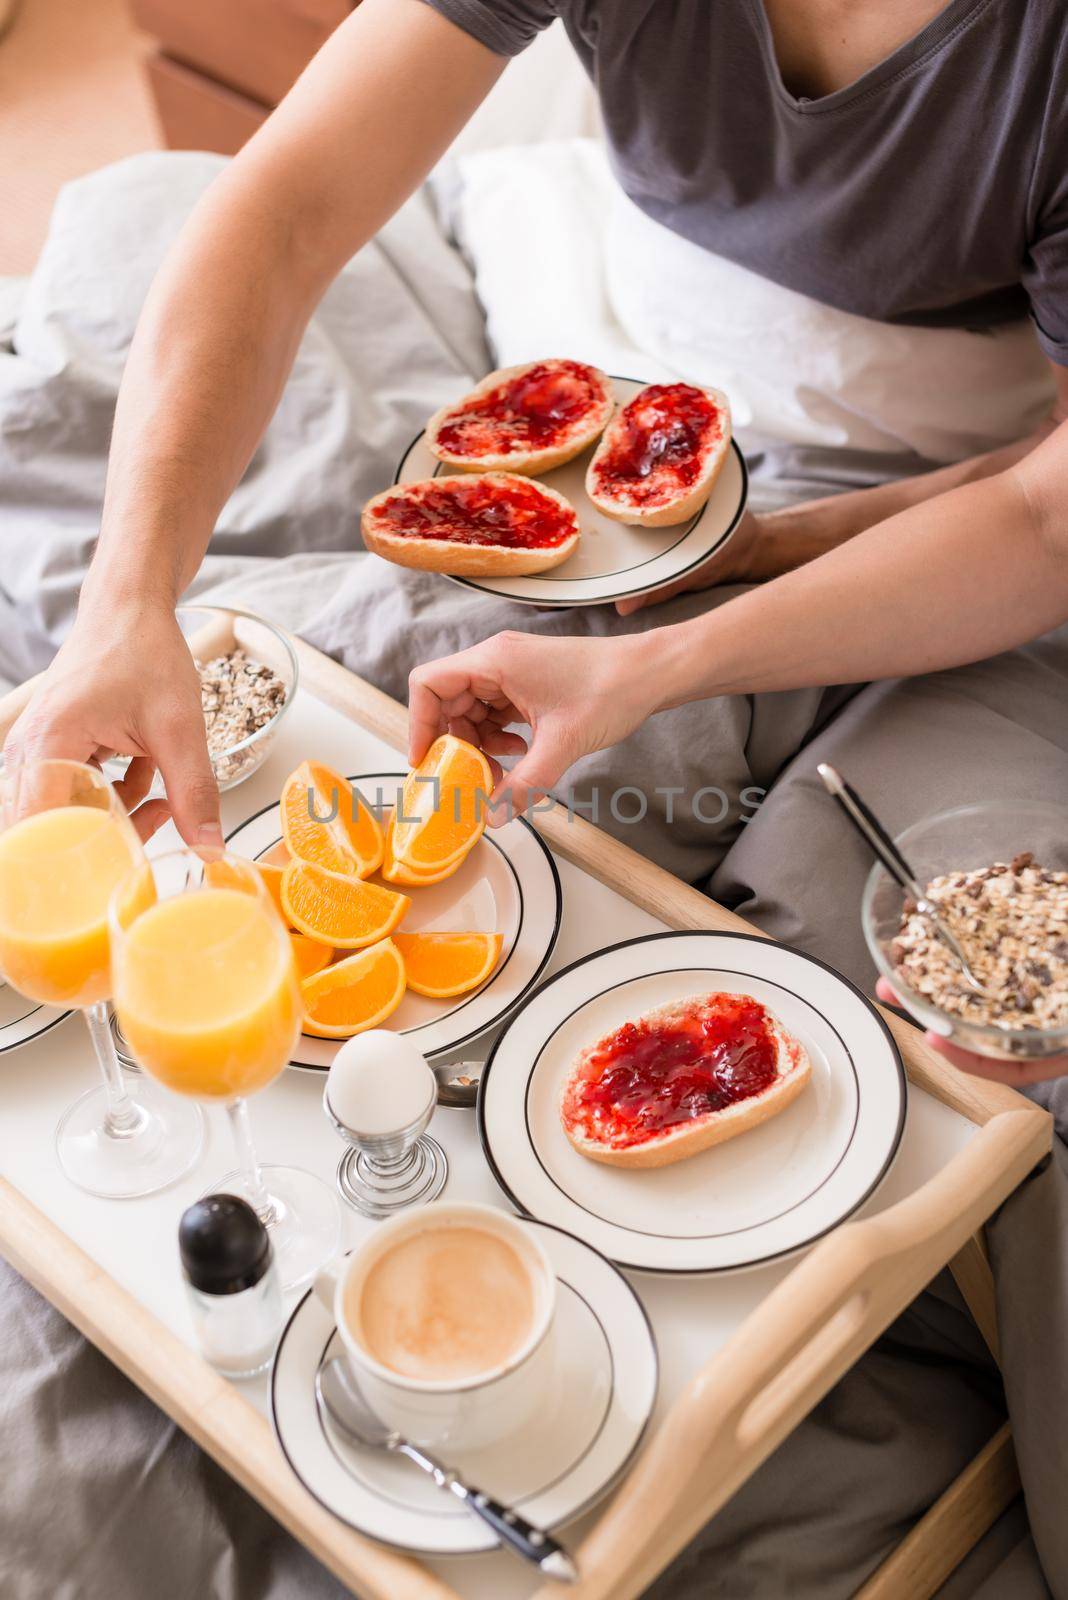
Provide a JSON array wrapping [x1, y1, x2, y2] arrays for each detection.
[[224, 741, 561, 1070]]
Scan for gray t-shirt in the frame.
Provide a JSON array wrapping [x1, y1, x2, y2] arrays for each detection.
[[421, 0, 1068, 363]]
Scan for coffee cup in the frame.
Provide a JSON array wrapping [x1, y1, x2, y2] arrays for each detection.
[[314, 1202, 556, 1450]]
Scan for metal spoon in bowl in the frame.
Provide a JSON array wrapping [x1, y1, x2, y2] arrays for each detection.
[[817, 764, 991, 999], [316, 1358, 578, 1583]]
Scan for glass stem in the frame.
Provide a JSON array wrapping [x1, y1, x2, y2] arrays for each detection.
[[226, 1097, 275, 1224], [85, 1001, 142, 1136]]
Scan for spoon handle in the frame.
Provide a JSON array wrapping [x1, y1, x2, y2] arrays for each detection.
[[401, 1445, 577, 1581], [817, 765, 923, 899], [448, 1478, 578, 1582]]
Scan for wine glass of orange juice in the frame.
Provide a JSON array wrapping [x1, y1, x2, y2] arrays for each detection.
[[110, 849, 341, 1290], [0, 760, 204, 1197]]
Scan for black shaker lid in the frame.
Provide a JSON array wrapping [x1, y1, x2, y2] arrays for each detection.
[[179, 1194, 272, 1295]]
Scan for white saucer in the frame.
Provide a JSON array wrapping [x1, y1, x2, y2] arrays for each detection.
[[270, 1221, 657, 1555], [225, 772, 562, 1069], [479, 932, 906, 1274], [393, 375, 748, 608], [0, 981, 71, 1055]]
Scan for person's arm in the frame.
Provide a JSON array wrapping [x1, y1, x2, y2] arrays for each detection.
[[5, 0, 504, 843], [409, 411, 1068, 811], [617, 358, 1068, 614]]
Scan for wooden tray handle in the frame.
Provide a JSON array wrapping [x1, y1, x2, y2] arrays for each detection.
[[535, 1106, 1046, 1600]]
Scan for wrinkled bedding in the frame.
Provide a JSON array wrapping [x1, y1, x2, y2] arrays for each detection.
[[1, 152, 1067, 1600]]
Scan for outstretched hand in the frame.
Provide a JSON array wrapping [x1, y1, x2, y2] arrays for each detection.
[[408, 630, 659, 822], [4, 600, 222, 848]]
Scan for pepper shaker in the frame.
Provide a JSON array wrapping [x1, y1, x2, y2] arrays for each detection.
[[179, 1194, 284, 1378], [323, 1030, 447, 1217]]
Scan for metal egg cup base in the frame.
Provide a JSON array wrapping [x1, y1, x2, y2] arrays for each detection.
[[335, 1136, 448, 1218]]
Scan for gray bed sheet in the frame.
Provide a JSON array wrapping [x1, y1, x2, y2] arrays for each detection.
[[0, 153, 1065, 1599]]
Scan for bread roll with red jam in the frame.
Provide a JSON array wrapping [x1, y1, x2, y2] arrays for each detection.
[[585, 382, 732, 528], [426, 359, 615, 475], [361, 473, 580, 578], [560, 992, 810, 1170]]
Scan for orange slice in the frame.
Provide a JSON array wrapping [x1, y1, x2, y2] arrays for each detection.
[[206, 853, 291, 923], [256, 860, 288, 921], [290, 931, 333, 980], [260, 840, 291, 867], [393, 932, 503, 998], [390, 736, 493, 873], [281, 860, 409, 949], [280, 760, 384, 879], [301, 938, 406, 1038], [379, 815, 466, 887]]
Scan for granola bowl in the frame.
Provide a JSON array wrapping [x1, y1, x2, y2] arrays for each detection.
[[176, 605, 298, 792], [862, 800, 1068, 1063]]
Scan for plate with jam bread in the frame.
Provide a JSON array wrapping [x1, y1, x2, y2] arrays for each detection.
[[478, 931, 905, 1273], [366, 361, 748, 607]]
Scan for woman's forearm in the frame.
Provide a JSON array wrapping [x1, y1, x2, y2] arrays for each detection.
[[656, 439, 1068, 704]]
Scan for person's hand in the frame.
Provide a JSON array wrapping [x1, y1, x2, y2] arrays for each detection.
[[408, 630, 660, 821], [614, 509, 767, 617], [875, 977, 1068, 1086], [4, 598, 221, 847]]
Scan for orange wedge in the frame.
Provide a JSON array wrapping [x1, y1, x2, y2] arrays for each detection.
[[379, 815, 466, 887], [393, 932, 503, 998], [256, 860, 288, 921], [289, 931, 333, 981], [301, 938, 406, 1038], [390, 736, 493, 874], [205, 853, 291, 923], [281, 860, 409, 949], [281, 760, 384, 879], [203, 857, 267, 900], [260, 840, 291, 867]]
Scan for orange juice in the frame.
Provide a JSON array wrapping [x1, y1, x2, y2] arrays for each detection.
[[0, 805, 140, 1006], [114, 887, 301, 1099]]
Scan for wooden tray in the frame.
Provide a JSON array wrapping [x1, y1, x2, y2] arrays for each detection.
[[0, 623, 1050, 1600]]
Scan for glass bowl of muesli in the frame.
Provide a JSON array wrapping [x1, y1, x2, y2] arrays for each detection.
[[176, 605, 299, 791], [862, 800, 1068, 1061]]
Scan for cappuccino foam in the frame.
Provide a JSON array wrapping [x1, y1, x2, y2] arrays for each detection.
[[354, 1225, 536, 1382]]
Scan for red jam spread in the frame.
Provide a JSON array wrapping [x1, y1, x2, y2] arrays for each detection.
[[435, 361, 605, 457], [591, 383, 721, 507], [372, 477, 577, 549], [566, 995, 778, 1149]]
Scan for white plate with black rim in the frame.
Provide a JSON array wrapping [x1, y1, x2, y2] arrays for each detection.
[[224, 772, 562, 1070], [0, 982, 71, 1055], [271, 1220, 657, 1555], [392, 375, 748, 608], [477, 932, 906, 1275]]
